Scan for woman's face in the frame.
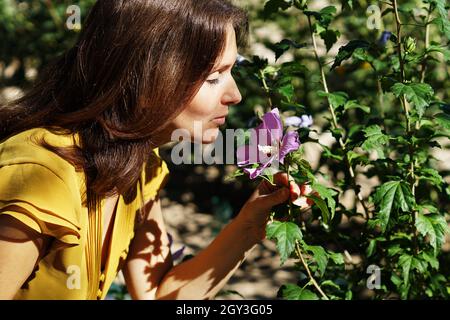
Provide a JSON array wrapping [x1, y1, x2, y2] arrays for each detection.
[[167, 25, 242, 144]]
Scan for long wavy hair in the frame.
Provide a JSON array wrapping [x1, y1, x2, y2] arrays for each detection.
[[0, 0, 248, 217]]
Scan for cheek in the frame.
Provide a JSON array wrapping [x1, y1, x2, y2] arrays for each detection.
[[188, 84, 220, 119], [169, 83, 224, 143]]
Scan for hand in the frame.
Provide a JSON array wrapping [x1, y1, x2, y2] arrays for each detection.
[[235, 172, 313, 245]]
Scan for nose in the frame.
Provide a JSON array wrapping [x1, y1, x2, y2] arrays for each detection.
[[222, 77, 242, 106]]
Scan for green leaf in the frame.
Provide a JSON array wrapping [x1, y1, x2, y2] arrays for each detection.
[[304, 6, 337, 30], [431, 0, 450, 39], [344, 100, 370, 113], [304, 244, 329, 276], [328, 252, 345, 265], [366, 239, 377, 257], [391, 83, 434, 118], [263, 0, 292, 18], [361, 125, 389, 159], [420, 251, 439, 270], [373, 181, 415, 232], [305, 194, 330, 225], [415, 213, 449, 255], [320, 29, 340, 52], [331, 40, 370, 70], [310, 182, 337, 223], [272, 39, 307, 61], [266, 221, 302, 265], [281, 284, 319, 300], [417, 168, 444, 191], [425, 45, 450, 62], [398, 254, 413, 286], [346, 150, 363, 166], [435, 112, 450, 131], [276, 82, 295, 102], [317, 90, 348, 110]]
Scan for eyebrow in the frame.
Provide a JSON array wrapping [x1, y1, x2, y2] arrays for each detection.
[[212, 57, 238, 73]]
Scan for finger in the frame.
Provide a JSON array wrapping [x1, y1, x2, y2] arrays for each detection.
[[289, 181, 301, 201], [258, 187, 289, 209], [273, 172, 289, 188]]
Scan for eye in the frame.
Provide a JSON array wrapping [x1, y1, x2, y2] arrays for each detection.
[[206, 78, 220, 85]]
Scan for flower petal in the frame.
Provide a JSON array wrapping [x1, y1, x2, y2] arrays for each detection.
[[279, 131, 300, 163], [261, 108, 283, 141], [237, 144, 257, 166], [243, 155, 277, 179]]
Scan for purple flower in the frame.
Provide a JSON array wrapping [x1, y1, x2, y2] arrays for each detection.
[[236, 108, 300, 179], [378, 31, 392, 46], [284, 115, 313, 128]]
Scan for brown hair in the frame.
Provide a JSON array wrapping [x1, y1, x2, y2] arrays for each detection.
[[0, 0, 248, 216]]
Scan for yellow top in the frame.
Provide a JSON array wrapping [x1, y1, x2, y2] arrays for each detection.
[[0, 128, 170, 299]]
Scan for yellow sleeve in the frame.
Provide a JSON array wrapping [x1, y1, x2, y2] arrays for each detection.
[[0, 163, 81, 248], [141, 148, 170, 203]]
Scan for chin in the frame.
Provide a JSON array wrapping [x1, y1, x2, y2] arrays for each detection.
[[200, 127, 220, 144]]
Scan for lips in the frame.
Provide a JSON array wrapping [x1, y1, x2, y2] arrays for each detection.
[[212, 110, 228, 125], [212, 116, 226, 125]]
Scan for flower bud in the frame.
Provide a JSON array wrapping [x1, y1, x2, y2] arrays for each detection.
[[404, 37, 416, 54]]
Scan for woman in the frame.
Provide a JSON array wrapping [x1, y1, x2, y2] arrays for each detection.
[[0, 0, 306, 300]]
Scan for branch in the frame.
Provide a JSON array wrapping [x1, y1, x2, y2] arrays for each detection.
[[295, 241, 329, 300], [306, 15, 370, 219]]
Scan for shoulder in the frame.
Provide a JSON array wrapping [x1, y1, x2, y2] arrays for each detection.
[[0, 127, 79, 177], [141, 148, 170, 203], [0, 128, 82, 245]]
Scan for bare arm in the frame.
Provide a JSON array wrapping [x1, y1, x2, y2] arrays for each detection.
[[123, 197, 257, 300], [0, 211, 50, 299], [124, 172, 302, 300], [123, 198, 174, 300]]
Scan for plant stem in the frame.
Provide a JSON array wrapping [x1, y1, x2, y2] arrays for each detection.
[[392, 0, 419, 254], [377, 78, 385, 119], [259, 69, 273, 112], [419, 3, 431, 84], [286, 156, 293, 218], [306, 15, 370, 220], [295, 241, 329, 300]]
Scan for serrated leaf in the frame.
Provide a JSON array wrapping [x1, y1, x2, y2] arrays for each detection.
[[361, 125, 389, 159], [421, 251, 439, 270], [431, 0, 450, 39], [373, 181, 415, 232], [415, 213, 449, 255], [391, 83, 434, 118], [417, 168, 444, 191], [266, 221, 302, 265], [310, 182, 337, 223], [306, 194, 331, 225], [281, 284, 319, 300], [320, 29, 340, 52], [398, 254, 413, 286], [331, 40, 370, 70], [304, 244, 328, 276]]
